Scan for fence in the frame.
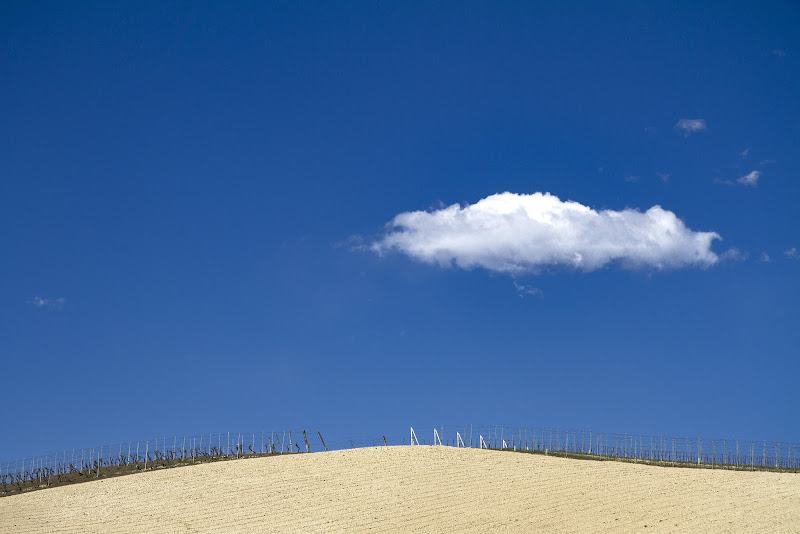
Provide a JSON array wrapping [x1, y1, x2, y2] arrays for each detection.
[[2, 424, 798, 497], [414, 424, 800, 472], [0, 428, 406, 497]]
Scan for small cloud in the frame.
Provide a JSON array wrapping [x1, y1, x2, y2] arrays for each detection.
[[759, 252, 771, 263], [513, 280, 544, 299], [657, 172, 671, 183], [759, 159, 776, 166], [675, 118, 707, 137], [719, 248, 748, 262], [644, 126, 657, 134], [713, 177, 734, 186], [737, 170, 761, 187], [371, 191, 721, 274], [785, 248, 799, 259], [30, 296, 66, 309], [335, 234, 368, 251], [739, 148, 750, 158], [624, 175, 640, 183], [772, 49, 787, 57]]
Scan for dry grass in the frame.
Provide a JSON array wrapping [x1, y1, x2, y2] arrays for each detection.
[[1, 446, 798, 533]]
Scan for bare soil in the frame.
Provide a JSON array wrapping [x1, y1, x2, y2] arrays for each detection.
[[1, 446, 798, 533]]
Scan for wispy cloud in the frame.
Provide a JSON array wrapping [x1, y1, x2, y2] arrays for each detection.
[[371, 192, 721, 274], [657, 172, 671, 183], [760, 159, 776, 166], [785, 248, 799, 259], [675, 118, 707, 137], [624, 175, 640, 183], [737, 170, 761, 186], [772, 49, 787, 57], [30, 296, 67, 309], [513, 280, 543, 298], [740, 148, 750, 158], [759, 252, 771, 263], [720, 248, 748, 262]]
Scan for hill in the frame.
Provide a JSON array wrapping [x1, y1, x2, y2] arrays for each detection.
[[1, 446, 798, 533]]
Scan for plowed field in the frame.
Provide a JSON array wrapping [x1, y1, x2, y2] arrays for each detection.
[[2, 446, 798, 533]]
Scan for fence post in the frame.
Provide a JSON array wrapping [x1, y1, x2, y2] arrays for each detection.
[[144, 442, 148, 471], [712, 440, 715, 469]]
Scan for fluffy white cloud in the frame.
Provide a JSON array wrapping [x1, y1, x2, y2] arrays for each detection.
[[372, 192, 721, 274], [737, 170, 761, 186], [675, 118, 707, 136]]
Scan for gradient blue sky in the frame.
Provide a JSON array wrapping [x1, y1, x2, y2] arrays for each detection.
[[2, 2, 799, 459]]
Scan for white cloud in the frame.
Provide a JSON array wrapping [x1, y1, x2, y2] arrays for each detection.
[[785, 248, 799, 259], [675, 118, 707, 136], [372, 192, 721, 274], [657, 172, 671, 183], [740, 148, 750, 158], [773, 49, 787, 57], [759, 252, 771, 263], [31, 296, 66, 309], [624, 175, 640, 183], [737, 170, 761, 186]]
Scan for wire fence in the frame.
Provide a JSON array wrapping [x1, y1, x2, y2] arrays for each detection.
[[2, 424, 797, 496], [0, 428, 404, 497], [415, 424, 800, 473]]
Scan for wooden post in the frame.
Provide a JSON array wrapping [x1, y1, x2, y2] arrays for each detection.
[[317, 430, 328, 452], [383, 435, 388, 447], [289, 431, 292, 453], [302, 430, 310, 453]]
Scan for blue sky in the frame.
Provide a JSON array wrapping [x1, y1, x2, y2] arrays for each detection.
[[1, 2, 799, 459]]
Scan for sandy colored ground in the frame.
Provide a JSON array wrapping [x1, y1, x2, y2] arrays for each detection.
[[1, 446, 799, 533]]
